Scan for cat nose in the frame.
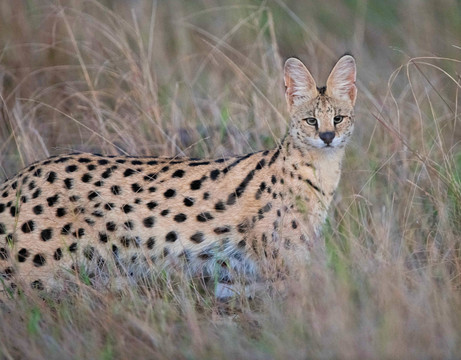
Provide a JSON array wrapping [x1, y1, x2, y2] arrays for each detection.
[[319, 131, 335, 145]]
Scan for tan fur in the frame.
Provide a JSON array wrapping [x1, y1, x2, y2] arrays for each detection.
[[0, 55, 356, 298]]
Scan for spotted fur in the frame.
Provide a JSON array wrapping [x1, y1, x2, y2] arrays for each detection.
[[0, 55, 357, 298]]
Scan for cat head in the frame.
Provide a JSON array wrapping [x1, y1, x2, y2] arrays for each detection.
[[284, 55, 357, 151]]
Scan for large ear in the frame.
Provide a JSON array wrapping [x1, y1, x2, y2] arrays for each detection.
[[284, 58, 318, 111], [326, 55, 357, 105]]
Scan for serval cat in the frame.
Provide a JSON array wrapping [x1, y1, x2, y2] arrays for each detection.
[[0, 55, 357, 299]]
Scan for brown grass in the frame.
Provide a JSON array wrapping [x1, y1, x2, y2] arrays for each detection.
[[1, 0, 461, 359]]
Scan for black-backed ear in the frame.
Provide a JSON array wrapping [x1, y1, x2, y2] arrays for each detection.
[[326, 55, 357, 105], [284, 58, 318, 111]]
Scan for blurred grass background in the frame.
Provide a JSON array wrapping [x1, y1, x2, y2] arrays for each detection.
[[1, 0, 461, 359]]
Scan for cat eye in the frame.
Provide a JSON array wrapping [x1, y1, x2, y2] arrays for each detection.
[[304, 118, 318, 126], [334, 115, 345, 124]]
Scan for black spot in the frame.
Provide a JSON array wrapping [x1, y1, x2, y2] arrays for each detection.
[[131, 183, 143, 193], [148, 186, 157, 193], [165, 231, 178, 242], [33, 204, 43, 215], [143, 216, 155, 228], [271, 175, 277, 184], [104, 203, 115, 210], [255, 159, 266, 170], [112, 244, 119, 257], [144, 173, 157, 182], [146, 237, 156, 249], [237, 221, 249, 233], [1, 191, 8, 198], [214, 201, 226, 211], [134, 198, 142, 204], [33, 168, 42, 177], [123, 221, 134, 230], [5, 233, 16, 245], [46, 171, 57, 183], [305, 178, 325, 195], [32, 188, 41, 199], [0, 203, 4, 214], [172, 169, 185, 178], [174, 213, 187, 222], [226, 193, 236, 206], [197, 212, 214, 222], [221, 153, 253, 174], [10, 205, 18, 217], [98, 159, 109, 165], [161, 209, 170, 216], [198, 251, 213, 260], [28, 181, 36, 190], [226, 169, 255, 205], [268, 148, 281, 166], [47, 194, 59, 206], [210, 169, 220, 180], [190, 176, 207, 190], [69, 243, 78, 252], [124, 169, 136, 177], [99, 232, 108, 243], [73, 228, 85, 237], [101, 168, 114, 178], [17, 248, 29, 262], [184, 197, 194, 207], [0, 248, 7, 260], [189, 232, 204, 243], [56, 207, 67, 217], [111, 185, 121, 195], [87, 164, 96, 171], [147, 160, 158, 165], [83, 246, 95, 260], [122, 204, 133, 214], [292, 220, 298, 229], [88, 191, 99, 201], [94, 181, 104, 187], [11, 181, 17, 190], [55, 157, 70, 163], [120, 236, 131, 247], [54, 248, 63, 261], [20, 195, 28, 203], [33, 253, 46, 267], [106, 222, 117, 231], [73, 206, 85, 215], [147, 201, 158, 210], [161, 166, 169, 172], [131, 160, 143, 165], [85, 218, 95, 226], [65, 165, 78, 173], [203, 192, 210, 200], [69, 195, 80, 202], [78, 157, 92, 163], [259, 182, 267, 192], [115, 159, 126, 164], [40, 228, 53, 241], [21, 220, 35, 233], [214, 226, 231, 234], [63, 178, 73, 189], [61, 223, 72, 235], [30, 280, 44, 290], [162, 247, 170, 257], [164, 189, 176, 198], [92, 210, 104, 217]]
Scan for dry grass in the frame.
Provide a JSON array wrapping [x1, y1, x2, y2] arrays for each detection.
[[1, 0, 461, 359]]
